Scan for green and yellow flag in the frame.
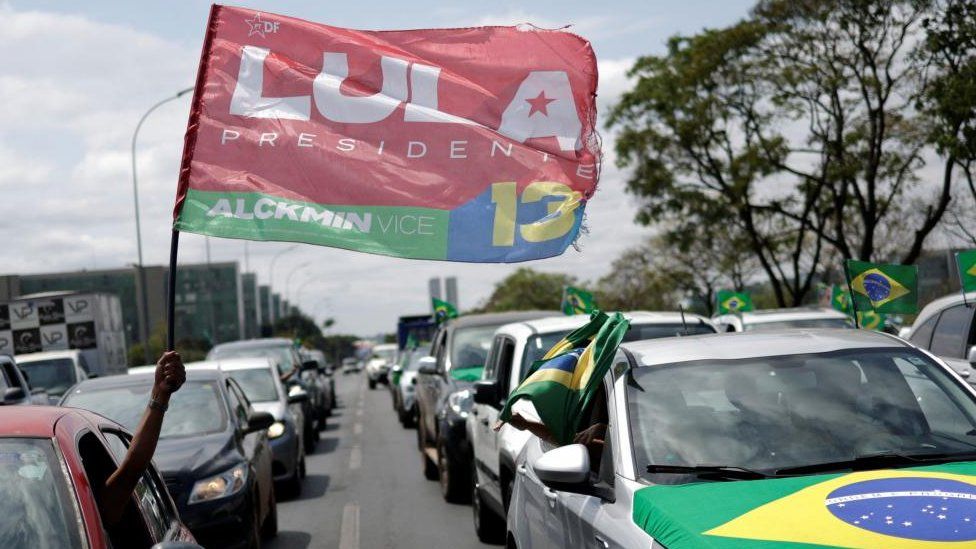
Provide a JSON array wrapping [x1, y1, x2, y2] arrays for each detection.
[[562, 286, 596, 316], [856, 310, 886, 331], [957, 250, 976, 294], [431, 297, 458, 323], [845, 259, 918, 314], [499, 311, 630, 445], [831, 285, 852, 314], [716, 290, 754, 314]]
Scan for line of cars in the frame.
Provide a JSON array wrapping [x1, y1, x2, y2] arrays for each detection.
[[0, 336, 338, 549], [375, 301, 976, 548]]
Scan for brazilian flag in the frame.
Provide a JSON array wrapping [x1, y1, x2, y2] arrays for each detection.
[[633, 461, 976, 548], [856, 310, 886, 331], [845, 260, 918, 314], [831, 285, 852, 314], [957, 250, 976, 293], [432, 297, 458, 323], [716, 290, 754, 314], [562, 286, 596, 316], [499, 311, 629, 445]]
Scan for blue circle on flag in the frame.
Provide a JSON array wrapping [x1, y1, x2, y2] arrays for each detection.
[[862, 273, 891, 302], [825, 477, 976, 541]]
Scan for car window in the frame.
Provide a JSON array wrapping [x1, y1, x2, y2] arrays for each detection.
[[930, 305, 974, 359], [225, 379, 250, 427], [434, 330, 449, 371], [0, 438, 83, 548], [210, 345, 296, 375], [101, 432, 173, 542], [226, 368, 280, 402], [909, 314, 938, 348], [449, 325, 499, 372], [16, 358, 76, 397], [482, 337, 502, 381], [495, 338, 517, 396]]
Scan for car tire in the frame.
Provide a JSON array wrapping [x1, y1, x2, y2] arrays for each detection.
[[398, 407, 415, 428], [247, 491, 262, 549], [438, 437, 470, 503], [261, 485, 278, 540], [368, 378, 377, 389], [473, 481, 506, 544]]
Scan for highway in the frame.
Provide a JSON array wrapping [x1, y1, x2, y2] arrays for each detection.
[[266, 372, 495, 549]]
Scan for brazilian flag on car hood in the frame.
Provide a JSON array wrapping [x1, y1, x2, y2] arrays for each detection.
[[633, 461, 976, 548]]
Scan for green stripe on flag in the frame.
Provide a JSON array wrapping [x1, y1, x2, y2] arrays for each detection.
[[176, 189, 450, 259]]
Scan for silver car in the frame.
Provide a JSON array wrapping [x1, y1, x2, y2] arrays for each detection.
[[508, 329, 976, 548], [712, 307, 852, 332]]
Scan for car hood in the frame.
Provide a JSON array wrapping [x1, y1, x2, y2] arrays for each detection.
[[251, 400, 287, 420], [154, 432, 238, 479], [631, 461, 976, 548]]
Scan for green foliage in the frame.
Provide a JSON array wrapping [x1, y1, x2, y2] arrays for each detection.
[[475, 268, 576, 312], [127, 322, 209, 367]]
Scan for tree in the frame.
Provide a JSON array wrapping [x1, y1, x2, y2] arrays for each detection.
[[609, 0, 974, 305], [273, 313, 323, 342], [127, 322, 209, 367], [475, 268, 575, 312]]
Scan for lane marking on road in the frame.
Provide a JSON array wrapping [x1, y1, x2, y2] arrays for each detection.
[[339, 503, 360, 549], [349, 444, 362, 470], [353, 422, 363, 435]]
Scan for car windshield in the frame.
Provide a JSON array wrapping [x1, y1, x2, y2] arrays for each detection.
[[17, 358, 76, 397], [628, 348, 976, 484], [64, 381, 227, 438], [374, 347, 397, 362], [211, 345, 296, 375], [406, 346, 432, 371], [226, 368, 280, 402], [450, 325, 499, 371], [521, 322, 716, 380], [0, 438, 82, 549], [745, 318, 852, 331]]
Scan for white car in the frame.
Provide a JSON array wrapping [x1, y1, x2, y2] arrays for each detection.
[[508, 329, 976, 549], [903, 291, 976, 381], [366, 343, 398, 389], [15, 349, 90, 403], [712, 307, 852, 332], [470, 311, 717, 543]]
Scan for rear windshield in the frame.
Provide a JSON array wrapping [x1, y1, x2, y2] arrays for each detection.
[[210, 345, 296, 375], [0, 438, 82, 548], [450, 325, 500, 371], [226, 368, 280, 402], [64, 381, 227, 438], [745, 318, 852, 331], [17, 359, 77, 397]]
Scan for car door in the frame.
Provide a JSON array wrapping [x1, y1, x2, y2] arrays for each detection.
[[227, 377, 273, 516], [516, 436, 559, 548], [929, 304, 976, 360], [421, 328, 448, 438], [482, 336, 516, 505], [473, 336, 502, 495]]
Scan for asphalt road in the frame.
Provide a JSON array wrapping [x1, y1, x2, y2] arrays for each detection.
[[266, 372, 495, 549]]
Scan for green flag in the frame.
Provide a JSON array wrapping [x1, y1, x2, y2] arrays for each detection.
[[431, 298, 458, 323], [845, 259, 918, 314], [562, 286, 596, 316], [957, 250, 976, 293], [856, 310, 886, 330], [499, 311, 630, 445], [830, 285, 852, 314], [716, 290, 754, 314]]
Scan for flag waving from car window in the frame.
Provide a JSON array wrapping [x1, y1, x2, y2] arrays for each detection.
[[561, 286, 596, 316], [498, 311, 629, 445], [173, 5, 601, 263], [845, 260, 918, 314], [716, 290, 754, 314]]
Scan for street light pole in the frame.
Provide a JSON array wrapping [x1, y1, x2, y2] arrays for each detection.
[[285, 262, 311, 305], [131, 86, 193, 365], [268, 244, 298, 326]]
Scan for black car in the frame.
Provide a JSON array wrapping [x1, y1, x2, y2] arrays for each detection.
[[208, 338, 321, 449], [61, 368, 278, 549], [415, 311, 557, 503]]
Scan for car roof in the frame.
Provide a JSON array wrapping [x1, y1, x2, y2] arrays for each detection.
[[716, 307, 849, 323], [71, 368, 222, 392], [0, 405, 118, 437], [210, 338, 294, 351], [445, 311, 559, 329], [912, 291, 976, 331], [189, 357, 275, 371], [622, 328, 908, 367], [497, 311, 715, 336], [15, 350, 82, 363]]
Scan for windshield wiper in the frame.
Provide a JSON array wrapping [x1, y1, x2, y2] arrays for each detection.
[[775, 451, 976, 476], [645, 464, 770, 481]]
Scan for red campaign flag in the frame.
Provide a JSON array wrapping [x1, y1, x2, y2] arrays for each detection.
[[174, 5, 601, 262]]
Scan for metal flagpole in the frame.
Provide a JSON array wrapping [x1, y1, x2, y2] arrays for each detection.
[[166, 230, 181, 351], [843, 261, 861, 329], [957, 253, 970, 308]]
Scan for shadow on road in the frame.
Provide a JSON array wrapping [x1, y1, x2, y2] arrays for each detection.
[[267, 530, 312, 549], [314, 436, 340, 455], [294, 473, 330, 501]]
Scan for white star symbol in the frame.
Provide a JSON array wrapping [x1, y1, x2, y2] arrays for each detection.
[[966, 518, 972, 522], [903, 521, 913, 527], [886, 520, 894, 525], [861, 515, 869, 520], [885, 516, 893, 520], [246, 13, 266, 37], [886, 504, 894, 508], [838, 503, 845, 508], [939, 514, 947, 520]]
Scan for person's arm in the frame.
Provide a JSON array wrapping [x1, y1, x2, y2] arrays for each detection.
[[100, 351, 185, 525], [494, 413, 557, 445]]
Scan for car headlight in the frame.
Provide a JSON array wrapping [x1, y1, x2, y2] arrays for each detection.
[[268, 421, 286, 438], [448, 389, 473, 418], [188, 463, 248, 504]]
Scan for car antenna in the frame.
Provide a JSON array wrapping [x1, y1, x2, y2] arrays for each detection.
[[679, 303, 689, 334]]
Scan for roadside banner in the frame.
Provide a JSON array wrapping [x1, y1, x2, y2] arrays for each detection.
[[173, 5, 601, 263], [561, 286, 596, 316], [716, 290, 754, 314], [844, 260, 918, 314]]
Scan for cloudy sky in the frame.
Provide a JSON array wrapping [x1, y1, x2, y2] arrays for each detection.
[[1, 0, 753, 335]]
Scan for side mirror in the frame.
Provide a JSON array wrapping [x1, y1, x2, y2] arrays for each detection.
[[417, 356, 438, 376], [532, 444, 590, 487], [301, 360, 318, 371], [3, 387, 25, 403], [968, 345, 976, 365], [472, 381, 499, 407], [246, 411, 275, 433], [287, 386, 309, 404]]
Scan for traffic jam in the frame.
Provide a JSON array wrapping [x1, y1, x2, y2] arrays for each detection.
[[3, 1, 976, 549]]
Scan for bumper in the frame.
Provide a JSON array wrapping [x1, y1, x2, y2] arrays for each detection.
[[269, 428, 300, 481], [165, 479, 256, 549]]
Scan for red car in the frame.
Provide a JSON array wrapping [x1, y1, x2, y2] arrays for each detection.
[[0, 405, 200, 548]]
